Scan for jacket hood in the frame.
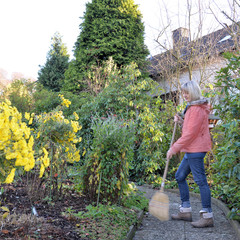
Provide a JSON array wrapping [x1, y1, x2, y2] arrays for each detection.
[[184, 97, 210, 114]]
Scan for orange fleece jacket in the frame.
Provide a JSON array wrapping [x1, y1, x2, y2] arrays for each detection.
[[171, 104, 212, 154]]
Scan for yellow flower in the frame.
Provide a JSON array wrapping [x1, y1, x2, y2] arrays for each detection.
[[64, 119, 69, 124], [15, 154, 23, 166], [36, 132, 40, 139], [59, 94, 71, 107], [73, 112, 79, 120], [28, 136, 34, 149], [67, 152, 73, 159], [74, 151, 80, 162], [25, 112, 30, 120], [71, 121, 79, 133], [28, 117, 33, 125], [6, 151, 17, 160], [39, 164, 45, 178], [73, 138, 78, 143], [24, 160, 35, 171], [63, 99, 71, 108], [5, 168, 16, 184], [42, 147, 48, 157], [43, 157, 50, 167]]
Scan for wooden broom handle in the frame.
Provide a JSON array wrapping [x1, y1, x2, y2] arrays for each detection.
[[160, 121, 177, 192]]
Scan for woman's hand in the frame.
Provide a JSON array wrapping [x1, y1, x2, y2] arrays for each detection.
[[174, 114, 183, 125], [167, 149, 174, 160]]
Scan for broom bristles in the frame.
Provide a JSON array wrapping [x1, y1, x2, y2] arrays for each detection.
[[149, 191, 169, 221]]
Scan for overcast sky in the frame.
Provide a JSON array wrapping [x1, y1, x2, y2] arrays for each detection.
[[0, 0, 235, 80]]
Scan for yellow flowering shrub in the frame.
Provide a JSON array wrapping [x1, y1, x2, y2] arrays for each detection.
[[31, 95, 82, 199], [0, 100, 35, 183], [1, 95, 82, 201], [34, 110, 81, 173]]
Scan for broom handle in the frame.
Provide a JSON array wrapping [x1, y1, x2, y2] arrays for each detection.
[[160, 121, 177, 192]]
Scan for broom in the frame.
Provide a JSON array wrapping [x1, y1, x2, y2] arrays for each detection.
[[149, 121, 177, 221]]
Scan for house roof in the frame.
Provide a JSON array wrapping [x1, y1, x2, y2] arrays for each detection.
[[148, 22, 240, 78]]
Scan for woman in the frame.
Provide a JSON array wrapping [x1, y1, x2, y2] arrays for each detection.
[[167, 80, 214, 228]]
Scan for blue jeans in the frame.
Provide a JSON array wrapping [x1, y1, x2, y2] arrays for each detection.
[[175, 152, 212, 212]]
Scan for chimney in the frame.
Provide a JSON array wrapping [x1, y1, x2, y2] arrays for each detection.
[[172, 27, 189, 49]]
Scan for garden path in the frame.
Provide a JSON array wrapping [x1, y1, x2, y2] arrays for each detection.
[[133, 185, 239, 240]]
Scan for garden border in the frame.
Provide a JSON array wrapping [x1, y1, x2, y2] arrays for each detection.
[[125, 209, 144, 240], [166, 189, 240, 240]]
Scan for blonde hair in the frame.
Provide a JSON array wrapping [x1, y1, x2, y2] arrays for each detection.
[[181, 80, 202, 101]]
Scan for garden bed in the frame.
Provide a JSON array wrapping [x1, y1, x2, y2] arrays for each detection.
[[0, 180, 141, 240], [0, 180, 89, 239]]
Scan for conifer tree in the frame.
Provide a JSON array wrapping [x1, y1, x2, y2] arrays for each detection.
[[38, 32, 69, 92], [63, 0, 149, 93]]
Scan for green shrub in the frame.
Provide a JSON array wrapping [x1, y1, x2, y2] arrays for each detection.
[[131, 100, 176, 184], [32, 84, 60, 114], [74, 62, 142, 165], [76, 61, 178, 184], [33, 84, 92, 116], [211, 52, 240, 221], [212, 119, 240, 221], [0, 78, 34, 114], [81, 116, 136, 203]]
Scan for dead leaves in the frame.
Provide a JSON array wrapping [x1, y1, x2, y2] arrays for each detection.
[[0, 206, 10, 220]]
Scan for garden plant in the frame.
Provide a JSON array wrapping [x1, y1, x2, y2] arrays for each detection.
[[0, 0, 239, 237]]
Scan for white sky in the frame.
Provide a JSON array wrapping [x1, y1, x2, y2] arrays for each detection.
[[0, 0, 235, 80]]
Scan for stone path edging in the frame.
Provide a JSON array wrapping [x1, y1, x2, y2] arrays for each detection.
[[125, 210, 144, 240], [166, 188, 240, 240]]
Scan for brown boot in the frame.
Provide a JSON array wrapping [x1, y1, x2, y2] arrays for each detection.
[[171, 207, 192, 222], [191, 212, 214, 228]]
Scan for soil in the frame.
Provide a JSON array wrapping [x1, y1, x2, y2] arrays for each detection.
[[0, 180, 91, 240]]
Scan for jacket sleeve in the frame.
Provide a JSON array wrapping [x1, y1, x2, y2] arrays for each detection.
[[171, 106, 204, 153]]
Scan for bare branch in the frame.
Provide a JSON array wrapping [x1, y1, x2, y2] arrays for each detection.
[[234, 0, 240, 8], [208, 6, 225, 28], [222, 11, 239, 25]]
